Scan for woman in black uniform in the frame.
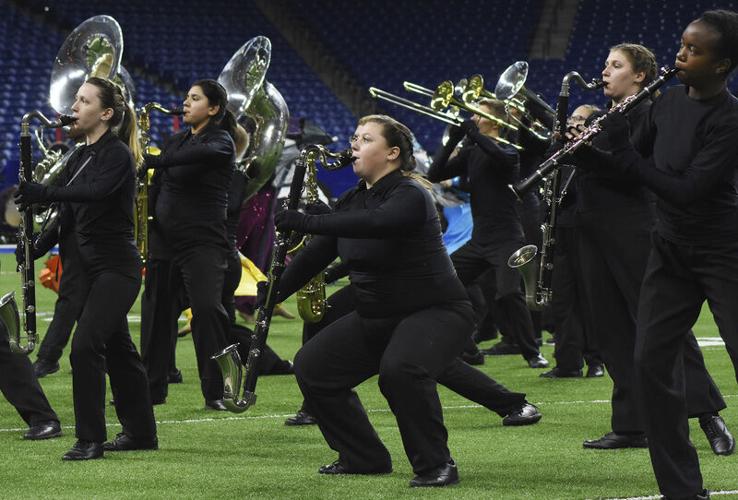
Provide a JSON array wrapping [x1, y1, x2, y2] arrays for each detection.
[[593, 11, 738, 498], [427, 100, 548, 368], [275, 115, 473, 487], [570, 43, 729, 455], [16, 77, 157, 460], [143, 79, 236, 410]]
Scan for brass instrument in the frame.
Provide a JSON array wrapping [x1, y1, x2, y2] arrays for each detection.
[[290, 145, 351, 323], [218, 36, 289, 201], [135, 103, 183, 262], [369, 80, 523, 150], [36, 15, 127, 228], [508, 70, 604, 310], [495, 61, 556, 141], [211, 146, 354, 413]]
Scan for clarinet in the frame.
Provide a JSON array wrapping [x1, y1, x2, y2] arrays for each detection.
[[9, 112, 76, 354], [211, 146, 353, 413], [510, 66, 679, 199]]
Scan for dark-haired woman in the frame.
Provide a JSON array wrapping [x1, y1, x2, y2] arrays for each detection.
[[568, 43, 729, 456], [143, 79, 236, 410], [275, 115, 472, 487], [593, 11, 738, 497], [16, 77, 157, 460]]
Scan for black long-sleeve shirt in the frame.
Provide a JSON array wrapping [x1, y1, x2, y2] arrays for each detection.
[[428, 131, 524, 246], [612, 86, 738, 244], [574, 99, 655, 214], [43, 130, 140, 279], [152, 125, 235, 252], [278, 170, 468, 318]]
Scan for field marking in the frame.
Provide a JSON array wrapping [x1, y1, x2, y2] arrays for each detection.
[[608, 490, 738, 500], [1, 395, 737, 434]]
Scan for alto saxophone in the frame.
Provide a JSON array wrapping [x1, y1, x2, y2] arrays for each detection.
[[291, 147, 330, 323], [135, 103, 182, 263]]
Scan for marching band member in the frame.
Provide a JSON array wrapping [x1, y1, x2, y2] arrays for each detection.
[[569, 43, 730, 455], [542, 104, 604, 378], [591, 10, 738, 497], [15, 77, 157, 460], [427, 100, 548, 368], [142, 79, 236, 411], [274, 115, 474, 487]]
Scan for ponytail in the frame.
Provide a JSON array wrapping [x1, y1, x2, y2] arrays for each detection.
[[86, 76, 142, 164]]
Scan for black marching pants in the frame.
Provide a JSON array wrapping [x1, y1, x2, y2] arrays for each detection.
[[171, 246, 230, 401], [452, 241, 540, 361], [71, 272, 156, 443], [577, 210, 724, 434], [300, 285, 526, 417], [140, 258, 182, 402], [635, 234, 738, 498], [0, 323, 59, 426], [294, 301, 473, 474], [36, 233, 88, 363], [551, 225, 600, 371]]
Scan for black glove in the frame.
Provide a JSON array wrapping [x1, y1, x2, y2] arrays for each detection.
[[274, 209, 309, 233], [447, 123, 466, 145], [14, 181, 48, 206], [143, 153, 162, 170], [14, 239, 25, 267], [459, 119, 479, 136], [304, 201, 332, 216], [599, 111, 631, 151], [255, 280, 269, 310]]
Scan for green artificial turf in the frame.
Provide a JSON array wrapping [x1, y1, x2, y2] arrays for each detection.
[[0, 254, 735, 499]]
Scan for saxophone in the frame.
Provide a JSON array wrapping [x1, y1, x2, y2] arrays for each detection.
[[135, 103, 182, 262], [292, 147, 328, 323]]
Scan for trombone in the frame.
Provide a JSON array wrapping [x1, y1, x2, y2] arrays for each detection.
[[369, 82, 523, 150]]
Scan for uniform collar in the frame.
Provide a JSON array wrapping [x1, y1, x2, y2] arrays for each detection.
[[84, 128, 117, 153], [357, 169, 404, 193]]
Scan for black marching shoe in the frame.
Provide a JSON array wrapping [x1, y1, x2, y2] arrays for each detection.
[[168, 369, 183, 384], [480, 341, 521, 356], [23, 420, 62, 440], [460, 350, 485, 366], [284, 410, 317, 426], [583, 432, 647, 449], [33, 358, 59, 378], [586, 363, 605, 377], [409, 460, 459, 488], [62, 440, 103, 461], [319, 460, 392, 475], [699, 414, 735, 456], [540, 367, 582, 378], [502, 403, 542, 426], [527, 353, 549, 368], [103, 432, 158, 452], [205, 399, 227, 411]]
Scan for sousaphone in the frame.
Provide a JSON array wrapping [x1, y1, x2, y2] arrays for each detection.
[[218, 36, 289, 201]]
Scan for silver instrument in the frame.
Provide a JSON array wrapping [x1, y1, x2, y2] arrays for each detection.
[[218, 36, 290, 201]]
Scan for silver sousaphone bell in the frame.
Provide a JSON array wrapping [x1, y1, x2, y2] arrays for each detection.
[[217, 36, 289, 201]]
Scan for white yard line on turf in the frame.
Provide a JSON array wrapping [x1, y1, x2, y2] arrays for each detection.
[[1, 395, 737, 433], [607, 490, 738, 500]]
